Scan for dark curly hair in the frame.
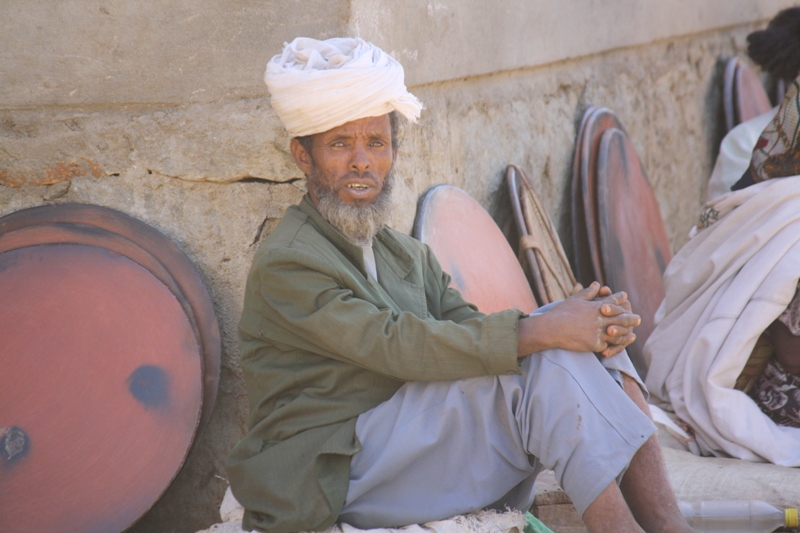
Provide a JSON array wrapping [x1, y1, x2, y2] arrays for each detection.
[[747, 7, 800, 80]]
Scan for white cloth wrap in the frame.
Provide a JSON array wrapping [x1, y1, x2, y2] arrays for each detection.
[[707, 110, 800, 333], [645, 176, 800, 465], [706, 108, 777, 203], [265, 37, 423, 138]]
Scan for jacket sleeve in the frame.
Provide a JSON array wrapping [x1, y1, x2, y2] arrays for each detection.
[[422, 243, 491, 324], [249, 247, 522, 382]]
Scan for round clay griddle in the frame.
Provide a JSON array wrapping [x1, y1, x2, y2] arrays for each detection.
[[0, 245, 202, 533], [506, 165, 578, 305], [0, 204, 220, 434], [723, 57, 740, 133], [571, 107, 593, 286], [413, 185, 538, 315], [505, 165, 548, 306], [596, 129, 672, 379], [734, 61, 773, 126], [0, 204, 219, 533], [572, 106, 626, 287], [723, 58, 772, 133]]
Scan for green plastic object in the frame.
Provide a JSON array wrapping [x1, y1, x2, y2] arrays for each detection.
[[523, 512, 555, 533]]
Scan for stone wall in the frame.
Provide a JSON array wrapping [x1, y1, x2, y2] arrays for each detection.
[[0, 1, 792, 531]]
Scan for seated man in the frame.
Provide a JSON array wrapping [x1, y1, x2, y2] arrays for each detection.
[[226, 37, 691, 533]]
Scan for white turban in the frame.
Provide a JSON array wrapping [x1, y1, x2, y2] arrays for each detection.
[[265, 37, 423, 138]]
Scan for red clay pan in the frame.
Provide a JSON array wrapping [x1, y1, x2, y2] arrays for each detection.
[[571, 106, 627, 287], [414, 185, 538, 315], [723, 57, 740, 133], [723, 57, 772, 132], [0, 204, 220, 533], [506, 165, 579, 306], [571, 108, 593, 286], [0, 204, 221, 432], [735, 60, 773, 125], [596, 129, 672, 379]]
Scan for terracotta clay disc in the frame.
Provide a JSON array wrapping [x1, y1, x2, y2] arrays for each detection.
[[0, 204, 219, 533], [506, 165, 578, 305], [0, 204, 220, 434], [505, 165, 548, 306], [596, 129, 672, 378], [571, 107, 593, 286], [734, 61, 773, 126], [723, 57, 772, 132], [0, 245, 202, 533], [723, 57, 740, 133], [414, 185, 538, 315], [572, 106, 626, 286]]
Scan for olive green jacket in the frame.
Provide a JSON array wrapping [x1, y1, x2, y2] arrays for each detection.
[[226, 195, 522, 533]]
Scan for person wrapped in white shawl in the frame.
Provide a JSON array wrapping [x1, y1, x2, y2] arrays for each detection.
[[645, 8, 800, 463]]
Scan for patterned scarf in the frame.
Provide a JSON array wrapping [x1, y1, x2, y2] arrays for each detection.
[[733, 75, 800, 190], [750, 357, 800, 428]]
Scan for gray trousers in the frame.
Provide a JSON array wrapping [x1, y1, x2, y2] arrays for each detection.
[[340, 343, 656, 529]]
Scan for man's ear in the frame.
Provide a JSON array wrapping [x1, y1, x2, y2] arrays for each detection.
[[290, 138, 312, 176]]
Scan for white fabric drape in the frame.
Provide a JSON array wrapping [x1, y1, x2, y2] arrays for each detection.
[[706, 108, 777, 203], [645, 177, 800, 465], [265, 37, 423, 138]]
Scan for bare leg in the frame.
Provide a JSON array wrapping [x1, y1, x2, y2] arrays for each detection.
[[581, 376, 691, 533], [618, 375, 693, 533], [582, 481, 644, 533]]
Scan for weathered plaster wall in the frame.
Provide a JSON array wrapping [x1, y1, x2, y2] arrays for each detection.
[[393, 32, 745, 256], [0, 1, 793, 531], [352, 0, 794, 86], [0, 0, 350, 107]]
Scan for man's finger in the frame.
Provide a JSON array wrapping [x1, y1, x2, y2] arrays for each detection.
[[600, 291, 628, 306], [611, 294, 632, 312], [603, 312, 641, 328], [572, 281, 601, 301], [600, 333, 637, 357], [605, 324, 635, 338], [600, 300, 637, 319], [600, 343, 627, 358], [610, 332, 637, 347], [598, 296, 630, 317], [600, 303, 623, 317], [593, 339, 609, 354]]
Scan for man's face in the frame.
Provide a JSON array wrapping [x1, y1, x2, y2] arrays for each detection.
[[291, 115, 395, 208]]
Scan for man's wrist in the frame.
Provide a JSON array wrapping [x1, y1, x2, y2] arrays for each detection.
[[517, 313, 554, 357]]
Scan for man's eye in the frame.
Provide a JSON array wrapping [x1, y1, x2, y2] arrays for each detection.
[[330, 141, 345, 147]]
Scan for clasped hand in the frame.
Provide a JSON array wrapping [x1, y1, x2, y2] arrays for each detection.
[[560, 282, 641, 357], [517, 282, 641, 358]]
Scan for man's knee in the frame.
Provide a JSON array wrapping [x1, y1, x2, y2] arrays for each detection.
[[621, 373, 651, 418]]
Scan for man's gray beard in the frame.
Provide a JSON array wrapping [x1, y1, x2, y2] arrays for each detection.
[[310, 171, 394, 246]]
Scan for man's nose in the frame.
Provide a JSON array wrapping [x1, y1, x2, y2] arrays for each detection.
[[349, 144, 370, 172]]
